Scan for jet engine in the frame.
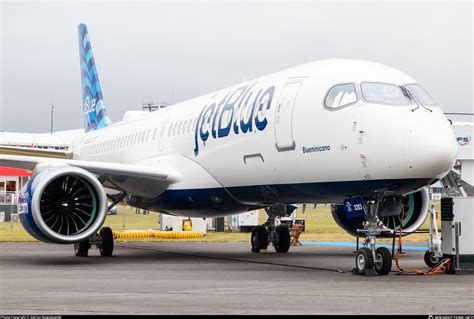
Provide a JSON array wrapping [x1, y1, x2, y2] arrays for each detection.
[[18, 165, 107, 244], [331, 188, 430, 237]]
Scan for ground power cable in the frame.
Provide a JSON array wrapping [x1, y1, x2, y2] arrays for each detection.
[[116, 244, 351, 274]]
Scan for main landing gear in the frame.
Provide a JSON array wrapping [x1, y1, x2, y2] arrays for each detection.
[[251, 204, 291, 253], [354, 200, 393, 275], [74, 226, 114, 257], [74, 194, 124, 257]]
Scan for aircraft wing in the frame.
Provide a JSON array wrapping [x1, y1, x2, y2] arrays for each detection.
[[0, 145, 73, 159], [0, 153, 179, 198]]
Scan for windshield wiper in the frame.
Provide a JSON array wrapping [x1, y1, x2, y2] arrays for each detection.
[[400, 85, 432, 113]]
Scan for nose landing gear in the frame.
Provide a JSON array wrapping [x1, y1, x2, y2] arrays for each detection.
[[354, 200, 393, 275]]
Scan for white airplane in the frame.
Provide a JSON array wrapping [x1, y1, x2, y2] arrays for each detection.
[[0, 24, 458, 275]]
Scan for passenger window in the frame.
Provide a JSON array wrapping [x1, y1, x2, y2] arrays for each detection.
[[173, 123, 177, 136], [325, 83, 358, 109]]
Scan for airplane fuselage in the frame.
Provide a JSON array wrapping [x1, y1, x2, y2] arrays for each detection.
[[72, 59, 457, 216]]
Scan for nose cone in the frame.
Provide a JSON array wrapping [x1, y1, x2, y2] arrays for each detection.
[[403, 124, 458, 179]]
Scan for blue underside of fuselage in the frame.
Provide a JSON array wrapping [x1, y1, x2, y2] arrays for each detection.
[[125, 178, 434, 217]]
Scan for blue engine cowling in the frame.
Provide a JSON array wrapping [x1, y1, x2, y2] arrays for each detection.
[[18, 165, 108, 244], [331, 188, 429, 237]]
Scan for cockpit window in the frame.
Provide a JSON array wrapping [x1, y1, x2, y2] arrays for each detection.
[[324, 83, 358, 109], [361, 82, 411, 106], [404, 84, 437, 107]]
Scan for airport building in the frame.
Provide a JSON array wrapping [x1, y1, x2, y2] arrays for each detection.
[[0, 129, 82, 150], [0, 167, 30, 222]]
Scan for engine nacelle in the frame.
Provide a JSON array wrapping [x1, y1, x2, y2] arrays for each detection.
[[331, 188, 430, 237], [18, 165, 107, 244]]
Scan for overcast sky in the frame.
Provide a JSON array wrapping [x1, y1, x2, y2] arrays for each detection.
[[1, 0, 473, 133]]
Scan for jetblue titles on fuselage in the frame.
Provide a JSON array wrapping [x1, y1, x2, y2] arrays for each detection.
[[193, 82, 275, 156]]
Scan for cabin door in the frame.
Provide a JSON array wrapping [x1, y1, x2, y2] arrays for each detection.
[[274, 81, 302, 151]]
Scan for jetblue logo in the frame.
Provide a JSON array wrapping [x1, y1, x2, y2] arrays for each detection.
[[83, 96, 96, 115], [193, 83, 275, 156]]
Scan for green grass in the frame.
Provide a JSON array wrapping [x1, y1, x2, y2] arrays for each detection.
[[0, 203, 440, 243]]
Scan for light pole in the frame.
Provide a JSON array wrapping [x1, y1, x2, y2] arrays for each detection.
[[50, 97, 54, 134]]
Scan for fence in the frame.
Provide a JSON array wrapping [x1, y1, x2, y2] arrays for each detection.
[[0, 192, 18, 205]]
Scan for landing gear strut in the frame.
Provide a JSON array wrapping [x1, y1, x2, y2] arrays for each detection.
[[355, 200, 393, 275], [424, 205, 442, 267], [251, 204, 291, 253], [73, 226, 114, 257]]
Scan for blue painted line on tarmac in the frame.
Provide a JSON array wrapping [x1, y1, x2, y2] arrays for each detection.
[[301, 241, 427, 251]]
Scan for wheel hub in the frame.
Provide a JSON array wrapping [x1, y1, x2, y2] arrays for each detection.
[[375, 253, 383, 269], [357, 254, 365, 269], [252, 234, 258, 246]]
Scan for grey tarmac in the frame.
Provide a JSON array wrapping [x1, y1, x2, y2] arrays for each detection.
[[0, 242, 473, 315]]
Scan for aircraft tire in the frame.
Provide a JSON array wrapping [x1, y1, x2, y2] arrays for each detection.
[[274, 225, 290, 253], [99, 227, 114, 257], [355, 248, 374, 275], [424, 250, 440, 268], [74, 240, 89, 257], [251, 226, 268, 252], [374, 247, 392, 275]]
